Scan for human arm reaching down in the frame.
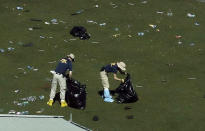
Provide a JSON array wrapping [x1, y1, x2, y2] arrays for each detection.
[[113, 73, 124, 83]]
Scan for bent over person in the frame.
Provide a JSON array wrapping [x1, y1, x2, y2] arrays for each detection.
[[100, 62, 126, 102], [47, 53, 75, 107]]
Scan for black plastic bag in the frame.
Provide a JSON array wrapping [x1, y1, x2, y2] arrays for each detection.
[[65, 78, 86, 109], [115, 74, 139, 103], [70, 26, 90, 40]]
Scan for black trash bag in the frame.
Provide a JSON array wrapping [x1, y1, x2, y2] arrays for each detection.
[[115, 74, 139, 103], [65, 78, 86, 109], [70, 26, 90, 40]]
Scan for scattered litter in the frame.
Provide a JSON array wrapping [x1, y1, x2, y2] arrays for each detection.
[[128, 3, 135, 5], [33, 69, 38, 71], [113, 34, 120, 37], [187, 77, 197, 80], [16, 111, 29, 115], [128, 35, 132, 37], [36, 108, 45, 114], [141, 1, 148, 4], [87, 20, 98, 24], [0, 49, 5, 53], [91, 41, 100, 44], [176, 35, 182, 39], [94, 5, 99, 8], [38, 50, 45, 52], [137, 32, 144, 36], [14, 90, 20, 93], [194, 22, 200, 26], [190, 43, 195, 46], [70, 38, 77, 41], [16, 6, 23, 10], [178, 41, 182, 45], [110, 2, 118, 8], [44, 22, 50, 25], [167, 10, 173, 16], [187, 13, 195, 18], [51, 19, 58, 24], [8, 110, 16, 114], [114, 27, 119, 31], [71, 9, 84, 15], [39, 95, 45, 100], [149, 24, 157, 28], [28, 28, 33, 31], [40, 36, 45, 39], [9, 41, 13, 44], [8, 47, 15, 51], [156, 11, 164, 14], [99, 23, 106, 26]]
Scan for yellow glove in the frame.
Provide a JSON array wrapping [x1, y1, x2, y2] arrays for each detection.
[[121, 79, 124, 83]]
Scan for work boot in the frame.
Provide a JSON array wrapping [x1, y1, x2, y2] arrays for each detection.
[[47, 99, 53, 106], [103, 88, 114, 103], [61, 100, 68, 107]]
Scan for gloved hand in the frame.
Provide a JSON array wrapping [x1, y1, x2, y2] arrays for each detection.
[[121, 79, 124, 83]]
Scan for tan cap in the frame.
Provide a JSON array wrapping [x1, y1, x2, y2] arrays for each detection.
[[67, 53, 75, 61], [117, 62, 126, 71]]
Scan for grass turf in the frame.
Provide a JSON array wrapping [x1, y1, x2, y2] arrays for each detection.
[[0, 0, 205, 130]]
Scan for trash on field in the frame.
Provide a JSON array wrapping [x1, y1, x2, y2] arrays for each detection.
[[16, 6, 23, 10], [128, 3, 135, 5], [39, 95, 45, 100], [99, 23, 106, 26], [178, 41, 182, 45], [16, 111, 29, 115], [8, 110, 16, 114], [137, 32, 144, 36], [149, 24, 157, 28], [87, 20, 98, 24], [14, 90, 20, 93], [51, 19, 58, 24], [136, 85, 143, 88], [36, 108, 45, 114], [28, 28, 33, 31], [187, 77, 197, 80], [113, 34, 120, 37], [156, 11, 164, 14], [0, 49, 5, 53], [141, 1, 148, 4], [176, 35, 182, 39], [8, 47, 15, 51], [48, 61, 56, 64], [44, 22, 50, 25], [114, 27, 119, 31], [71, 9, 84, 15], [94, 5, 99, 8], [190, 43, 195, 46], [187, 13, 195, 18], [110, 2, 118, 8], [167, 10, 173, 16], [91, 41, 100, 44], [194, 22, 200, 26], [40, 35, 45, 39]]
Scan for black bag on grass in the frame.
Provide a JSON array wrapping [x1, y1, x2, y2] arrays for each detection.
[[115, 74, 139, 103], [70, 26, 90, 40], [65, 78, 86, 109]]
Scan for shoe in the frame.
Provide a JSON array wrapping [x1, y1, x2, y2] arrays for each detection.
[[104, 98, 114, 103], [104, 88, 112, 99], [61, 100, 68, 107], [47, 99, 53, 106]]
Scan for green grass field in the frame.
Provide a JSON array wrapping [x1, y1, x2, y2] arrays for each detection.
[[1, 0, 205, 130]]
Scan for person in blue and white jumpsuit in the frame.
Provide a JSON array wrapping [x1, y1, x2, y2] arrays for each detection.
[[47, 53, 75, 107], [100, 62, 126, 102]]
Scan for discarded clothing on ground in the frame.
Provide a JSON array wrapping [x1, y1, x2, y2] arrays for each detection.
[[115, 74, 139, 103], [70, 26, 90, 40]]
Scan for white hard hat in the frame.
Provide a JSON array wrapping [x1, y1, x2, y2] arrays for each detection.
[[67, 53, 75, 61], [117, 62, 126, 71]]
